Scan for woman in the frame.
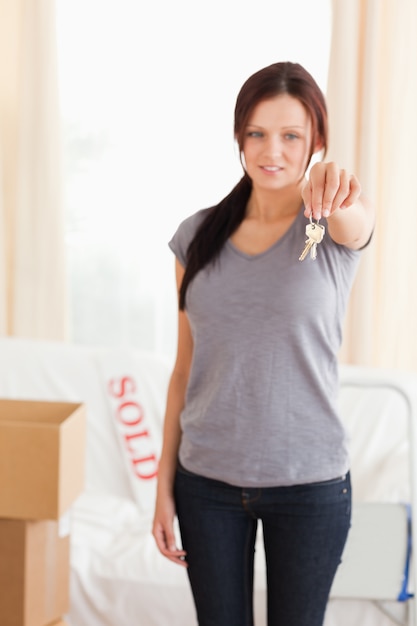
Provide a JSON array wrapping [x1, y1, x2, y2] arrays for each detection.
[[152, 61, 375, 626]]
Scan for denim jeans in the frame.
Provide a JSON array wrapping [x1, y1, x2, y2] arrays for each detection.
[[174, 465, 351, 626]]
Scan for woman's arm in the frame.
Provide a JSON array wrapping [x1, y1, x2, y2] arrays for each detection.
[[325, 195, 374, 249], [152, 259, 194, 567], [302, 162, 375, 250]]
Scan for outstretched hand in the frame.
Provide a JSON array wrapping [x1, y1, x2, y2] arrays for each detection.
[[302, 162, 361, 221]]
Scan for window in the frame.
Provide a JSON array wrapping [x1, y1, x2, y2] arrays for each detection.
[[56, 0, 331, 358]]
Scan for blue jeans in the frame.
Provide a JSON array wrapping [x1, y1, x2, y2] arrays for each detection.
[[174, 465, 351, 626]]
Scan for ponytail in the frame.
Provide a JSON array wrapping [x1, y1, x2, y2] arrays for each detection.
[[179, 175, 251, 310]]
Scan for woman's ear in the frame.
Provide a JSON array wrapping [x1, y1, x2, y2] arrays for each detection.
[[313, 137, 324, 155]]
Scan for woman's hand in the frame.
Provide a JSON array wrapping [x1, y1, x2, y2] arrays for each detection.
[[152, 492, 188, 567], [302, 162, 361, 221]]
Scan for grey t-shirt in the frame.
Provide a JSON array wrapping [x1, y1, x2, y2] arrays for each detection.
[[169, 207, 362, 487]]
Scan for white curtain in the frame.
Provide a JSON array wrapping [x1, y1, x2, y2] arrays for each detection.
[[0, 0, 67, 339], [327, 0, 417, 370]]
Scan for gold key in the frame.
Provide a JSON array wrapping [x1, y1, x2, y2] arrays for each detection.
[[299, 219, 325, 261]]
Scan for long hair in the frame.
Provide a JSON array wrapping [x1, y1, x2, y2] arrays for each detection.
[[179, 62, 328, 310]]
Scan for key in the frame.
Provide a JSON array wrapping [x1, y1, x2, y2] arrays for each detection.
[[299, 221, 325, 261]]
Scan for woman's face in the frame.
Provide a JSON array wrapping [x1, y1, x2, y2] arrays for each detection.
[[242, 94, 317, 192]]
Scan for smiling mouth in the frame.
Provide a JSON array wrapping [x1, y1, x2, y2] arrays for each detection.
[[261, 165, 282, 172]]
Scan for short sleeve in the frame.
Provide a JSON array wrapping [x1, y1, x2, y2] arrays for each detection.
[[168, 208, 209, 267]]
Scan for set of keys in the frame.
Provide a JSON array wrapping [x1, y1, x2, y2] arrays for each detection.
[[299, 216, 326, 261]]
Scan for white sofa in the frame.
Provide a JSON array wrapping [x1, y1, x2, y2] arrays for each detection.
[[0, 337, 416, 626]]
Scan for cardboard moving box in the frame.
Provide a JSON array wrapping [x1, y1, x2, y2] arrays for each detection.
[[0, 519, 70, 626], [0, 399, 86, 519]]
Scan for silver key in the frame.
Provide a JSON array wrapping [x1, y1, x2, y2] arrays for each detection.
[[299, 220, 325, 261]]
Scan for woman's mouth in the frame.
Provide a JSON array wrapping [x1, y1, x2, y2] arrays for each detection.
[[261, 165, 282, 173]]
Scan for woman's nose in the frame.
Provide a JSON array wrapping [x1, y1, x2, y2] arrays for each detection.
[[265, 135, 283, 158]]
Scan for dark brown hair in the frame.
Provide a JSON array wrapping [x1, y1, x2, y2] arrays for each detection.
[[179, 62, 328, 310]]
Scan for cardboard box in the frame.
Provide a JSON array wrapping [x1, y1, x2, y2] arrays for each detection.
[[0, 519, 70, 626], [0, 399, 86, 519]]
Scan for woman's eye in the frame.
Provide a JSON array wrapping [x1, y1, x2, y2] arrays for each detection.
[[285, 133, 299, 140], [247, 131, 263, 138]]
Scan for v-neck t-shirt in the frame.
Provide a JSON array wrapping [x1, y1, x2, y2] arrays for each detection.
[[169, 206, 362, 487]]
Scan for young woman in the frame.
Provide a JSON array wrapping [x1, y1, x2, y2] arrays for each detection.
[[152, 61, 375, 626]]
